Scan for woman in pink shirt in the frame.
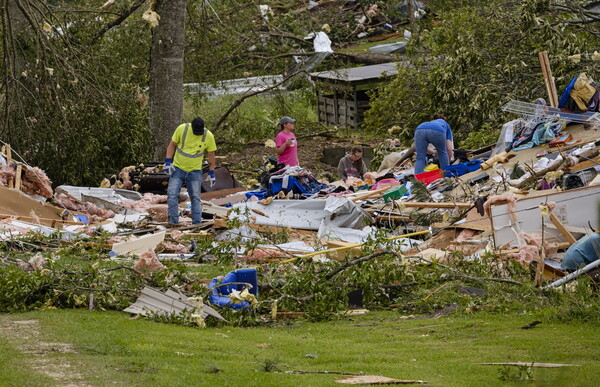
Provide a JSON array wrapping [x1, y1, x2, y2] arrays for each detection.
[[275, 116, 299, 166]]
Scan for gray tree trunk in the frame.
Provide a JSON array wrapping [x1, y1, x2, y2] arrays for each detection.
[[148, 0, 187, 159]]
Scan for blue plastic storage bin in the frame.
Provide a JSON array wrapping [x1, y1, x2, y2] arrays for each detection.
[[208, 268, 258, 309], [443, 159, 482, 177]]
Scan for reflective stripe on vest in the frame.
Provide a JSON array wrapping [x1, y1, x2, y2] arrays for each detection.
[[176, 123, 208, 159]]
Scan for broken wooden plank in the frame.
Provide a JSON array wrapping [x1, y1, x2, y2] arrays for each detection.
[[539, 51, 559, 107], [348, 187, 389, 202], [394, 201, 472, 209], [14, 163, 22, 191], [481, 151, 515, 170], [201, 202, 230, 218], [0, 214, 82, 228], [251, 208, 270, 218], [212, 219, 228, 229], [567, 155, 600, 172], [203, 187, 247, 202], [548, 212, 577, 245]]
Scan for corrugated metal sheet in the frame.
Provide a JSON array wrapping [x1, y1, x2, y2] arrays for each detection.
[[310, 62, 398, 83], [56, 186, 142, 203], [124, 287, 225, 321]]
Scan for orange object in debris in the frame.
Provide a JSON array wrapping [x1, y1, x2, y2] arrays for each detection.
[[548, 134, 573, 147]]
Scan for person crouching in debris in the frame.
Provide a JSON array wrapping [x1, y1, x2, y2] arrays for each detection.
[[337, 145, 368, 181], [561, 230, 600, 272], [164, 117, 217, 225], [413, 113, 454, 174], [275, 116, 299, 167]]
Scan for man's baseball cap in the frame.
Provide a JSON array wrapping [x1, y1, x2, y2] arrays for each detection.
[[278, 116, 296, 125], [191, 117, 205, 135]]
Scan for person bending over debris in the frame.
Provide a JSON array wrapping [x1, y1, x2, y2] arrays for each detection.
[[338, 145, 368, 181], [164, 117, 217, 225], [275, 116, 299, 167], [414, 113, 454, 174], [561, 231, 600, 272]]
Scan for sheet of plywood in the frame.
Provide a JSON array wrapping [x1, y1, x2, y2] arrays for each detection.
[[0, 186, 65, 225], [490, 185, 600, 248]]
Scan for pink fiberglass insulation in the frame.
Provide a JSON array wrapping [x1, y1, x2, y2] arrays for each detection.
[[512, 245, 539, 264], [133, 249, 166, 272], [170, 230, 184, 240], [160, 242, 188, 254], [484, 191, 517, 223], [0, 164, 52, 198], [146, 205, 168, 222], [121, 193, 167, 212], [55, 193, 115, 220], [0, 168, 15, 186], [22, 166, 53, 198]]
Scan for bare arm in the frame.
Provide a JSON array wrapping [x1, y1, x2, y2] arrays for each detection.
[[446, 139, 454, 162], [207, 151, 216, 170], [165, 140, 177, 159], [276, 138, 292, 155]]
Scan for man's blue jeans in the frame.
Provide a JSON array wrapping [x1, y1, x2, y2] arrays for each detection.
[[167, 167, 203, 224], [414, 128, 450, 174]]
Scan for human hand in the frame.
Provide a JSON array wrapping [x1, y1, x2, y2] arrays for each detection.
[[208, 170, 216, 187], [164, 158, 174, 175]]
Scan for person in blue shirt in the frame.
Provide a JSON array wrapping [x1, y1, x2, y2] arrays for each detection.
[[414, 114, 454, 174]]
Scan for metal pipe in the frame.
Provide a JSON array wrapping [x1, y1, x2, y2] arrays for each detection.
[[542, 258, 600, 289]]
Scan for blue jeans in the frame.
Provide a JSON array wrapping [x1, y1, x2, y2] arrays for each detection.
[[414, 128, 450, 174], [167, 167, 203, 224]]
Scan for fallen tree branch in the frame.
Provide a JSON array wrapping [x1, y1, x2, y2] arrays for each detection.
[[324, 250, 402, 280], [212, 68, 307, 131], [411, 257, 524, 286]]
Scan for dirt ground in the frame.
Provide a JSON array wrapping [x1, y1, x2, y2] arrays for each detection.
[[223, 136, 377, 181]]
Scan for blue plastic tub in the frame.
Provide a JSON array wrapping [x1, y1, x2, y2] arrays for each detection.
[[208, 268, 258, 309]]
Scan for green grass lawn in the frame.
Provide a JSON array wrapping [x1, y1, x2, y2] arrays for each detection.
[[1, 309, 598, 386]]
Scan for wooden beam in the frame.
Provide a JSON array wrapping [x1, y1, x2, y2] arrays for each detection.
[[568, 155, 600, 172], [393, 201, 472, 209], [539, 51, 559, 107], [549, 213, 577, 245], [5, 144, 11, 164], [348, 187, 390, 202], [0, 214, 83, 227], [14, 163, 22, 191], [480, 151, 514, 170]]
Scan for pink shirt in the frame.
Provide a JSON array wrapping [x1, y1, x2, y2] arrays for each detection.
[[275, 130, 299, 166]]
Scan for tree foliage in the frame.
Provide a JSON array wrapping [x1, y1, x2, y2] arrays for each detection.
[[0, 0, 366, 185], [0, 0, 154, 186], [364, 0, 600, 147]]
